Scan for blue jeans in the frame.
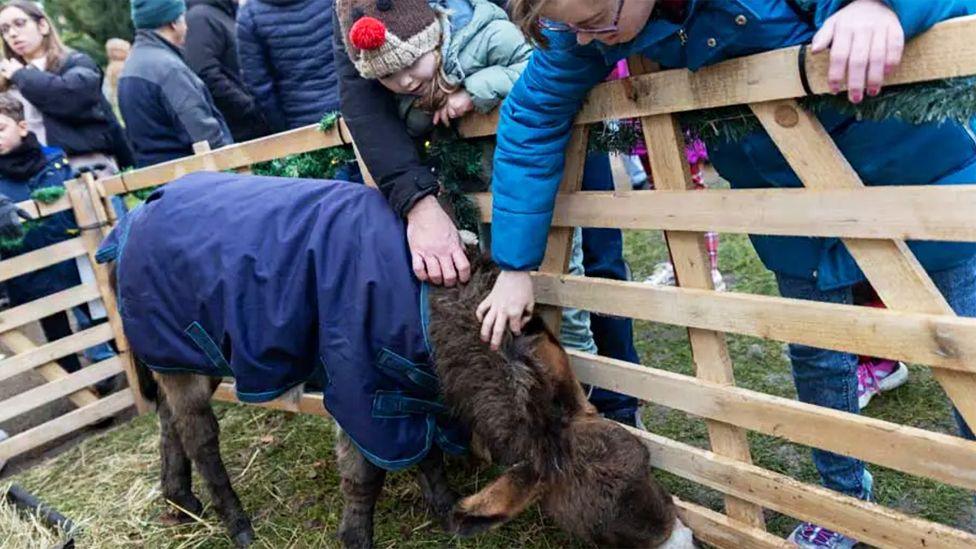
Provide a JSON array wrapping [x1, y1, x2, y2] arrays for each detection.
[[581, 153, 641, 418], [71, 306, 116, 363], [776, 255, 976, 498]]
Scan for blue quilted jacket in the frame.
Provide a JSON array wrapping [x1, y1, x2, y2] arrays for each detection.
[[491, 0, 976, 290], [237, 0, 339, 131]]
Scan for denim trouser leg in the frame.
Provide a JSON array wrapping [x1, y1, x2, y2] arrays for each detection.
[[776, 274, 866, 497], [580, 153, 641, 416], [776, 255, 976, 498], [558, 228, 599, 355], [929, 256, 976, 440], [71, 306, 117, 363]]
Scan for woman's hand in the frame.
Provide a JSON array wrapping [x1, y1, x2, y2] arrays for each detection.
[[476, 270, 535, 351], [433, 91, 475, 127], [812, 0, 904, 104], [0, 58, 23, 80]]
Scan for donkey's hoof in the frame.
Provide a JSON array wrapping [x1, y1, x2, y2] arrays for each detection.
[[232, 527, 256, 547], [450, 508, 505, 537]]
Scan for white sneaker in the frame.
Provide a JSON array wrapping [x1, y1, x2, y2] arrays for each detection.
[[712, 268, 727, 292], [0, 428, 8, 473], [644, 262, 675, 286]]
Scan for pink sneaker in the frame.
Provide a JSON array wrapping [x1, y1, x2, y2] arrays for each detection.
[[857, 359, 909, 409]]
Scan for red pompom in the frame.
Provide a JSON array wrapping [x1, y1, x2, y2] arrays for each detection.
[[349, 17, 387, 51]]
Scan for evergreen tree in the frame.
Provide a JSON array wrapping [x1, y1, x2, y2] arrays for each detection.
[[43, 0, 133, 66]]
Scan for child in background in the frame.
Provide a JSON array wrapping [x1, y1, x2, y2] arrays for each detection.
[[609, 59, 723, 290], [338, 0, 531, 136], [0, 92, 116, 390]]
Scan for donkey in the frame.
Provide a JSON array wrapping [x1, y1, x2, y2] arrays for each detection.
[[99, 172, 691, 548]]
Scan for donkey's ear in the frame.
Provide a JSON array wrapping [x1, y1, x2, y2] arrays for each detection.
[[529, 321, 599, 417]]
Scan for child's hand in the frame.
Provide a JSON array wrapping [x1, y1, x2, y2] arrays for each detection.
[[812, 0, 904, 104], [0, 58, 23, 80], [477, 270, 535, 351], [433, 91, 475, 127]]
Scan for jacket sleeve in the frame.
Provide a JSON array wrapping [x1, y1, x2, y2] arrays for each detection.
[[813, 0, 976, 39], [332, 10, 439, 218], [462, 19, 534, 113], [160, 68, 230, 150], [11, 53, 103, 117], [185, 8, 264, 123], [237, 7, 287, 132], [491, 34, 611, 271]]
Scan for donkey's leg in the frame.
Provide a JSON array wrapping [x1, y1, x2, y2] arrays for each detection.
[[415, 446, 458, 526], [336, 427, 386, 549], [155, 379, 203, 525], [451, 463, 542, 536], [159, 373, 254, 547]]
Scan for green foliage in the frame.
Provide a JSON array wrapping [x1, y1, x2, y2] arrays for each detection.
[[30, 186, 66, 204], [423, 138, 487, 233], [318, 111, 341, 132], [253, 147, 358, 180], [44, 0, 134, 66]]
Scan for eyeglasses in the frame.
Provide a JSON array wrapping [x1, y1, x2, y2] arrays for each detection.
[[540, 0, 624, 35], [0, 17, 33, 37]]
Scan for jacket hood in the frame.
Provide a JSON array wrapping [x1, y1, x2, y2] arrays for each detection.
[[187, 0, 236, 16]]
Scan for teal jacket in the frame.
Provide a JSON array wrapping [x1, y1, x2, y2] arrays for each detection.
[[490, 0, 976, 290], [401, 0, 531, 135]]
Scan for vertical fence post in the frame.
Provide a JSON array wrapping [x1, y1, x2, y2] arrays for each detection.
[[632, 56, 767, 529], [536, 126, 590, 333], [66, 174, 150, 414]]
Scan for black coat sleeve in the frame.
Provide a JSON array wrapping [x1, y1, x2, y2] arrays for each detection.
[[11, 53, 103, 117], [332, 10, 438, 218], [185, 7, 264, 125]]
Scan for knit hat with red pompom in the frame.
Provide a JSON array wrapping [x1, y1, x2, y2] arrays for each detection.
[[337, 0, 442, 79]]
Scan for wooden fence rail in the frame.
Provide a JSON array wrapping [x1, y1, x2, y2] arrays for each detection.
[[2, 15, 976, 547]]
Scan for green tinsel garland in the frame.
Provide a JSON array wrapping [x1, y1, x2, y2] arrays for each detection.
[[0, 219, 45, 251], [682, 76, 976, 145], [30, 186, 66, 204]]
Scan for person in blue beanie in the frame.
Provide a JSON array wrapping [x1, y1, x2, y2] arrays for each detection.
[[119, 0, 232, 168]]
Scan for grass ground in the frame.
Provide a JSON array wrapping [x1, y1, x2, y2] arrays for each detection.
[[3, 231, 973, 548]]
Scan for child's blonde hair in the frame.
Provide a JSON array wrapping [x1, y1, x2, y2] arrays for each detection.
[[412, 50, 460, 112], [507, 0, 550, 46]]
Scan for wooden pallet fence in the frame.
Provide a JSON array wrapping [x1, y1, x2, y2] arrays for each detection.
[[3, 15, 976, 547]]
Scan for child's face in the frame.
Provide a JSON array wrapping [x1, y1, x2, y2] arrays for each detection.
[[379, 52, 439, 96], [0, 114, 27, 155]]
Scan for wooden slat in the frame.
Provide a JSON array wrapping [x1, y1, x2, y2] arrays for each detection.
[[101, 123, 348, 196], [212, 383, 327, 417], [0, 285, 101, 336], [569, 351, 976, 491], [0, 238, 87, 284], [0, 357, 122, 423], [0, 330, 99, 407], [471, 185, 976, 242], [0, 323, 114, 384], [750, 100, 976, 430], [66, 177, 148, 414], [458, 16, 976, 137], [533, 274, 976, 374], [0, 390, 133, 461], [642, 107, 764, 528], [637, 428, 976, 549], [674, 499, 787, 549]]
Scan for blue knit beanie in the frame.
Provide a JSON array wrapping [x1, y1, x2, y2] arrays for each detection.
[[131, 0, 187, 30]]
